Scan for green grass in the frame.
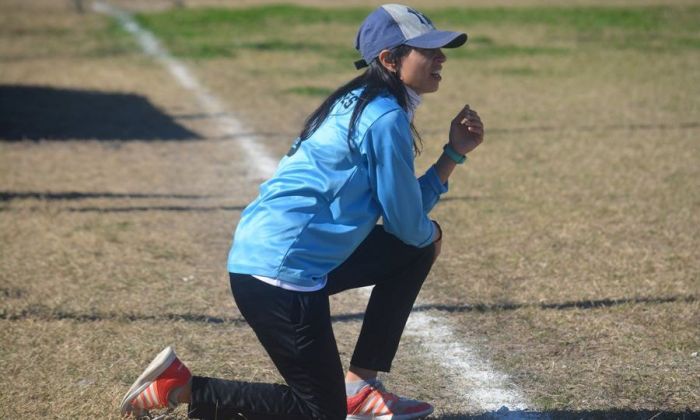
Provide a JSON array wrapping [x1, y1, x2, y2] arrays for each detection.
[[135, 4, 368, 34], [133, 4, 365, 58], [134, 4, 700, 60], [136, 4, 700, 34], [432, 6, 698, 30]]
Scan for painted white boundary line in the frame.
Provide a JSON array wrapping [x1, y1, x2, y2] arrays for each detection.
[[359, 284, 535, 415], [95, 2, 535, 415], [92, 1, 278, 179], [406, 312, 532, 413]]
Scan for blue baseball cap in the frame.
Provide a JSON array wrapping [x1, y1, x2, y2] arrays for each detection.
[[354, 4, 467, 69]]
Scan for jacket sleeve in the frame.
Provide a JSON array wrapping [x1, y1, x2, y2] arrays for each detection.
[[364, 110, 437, 247], [418, 165, 448, 213]]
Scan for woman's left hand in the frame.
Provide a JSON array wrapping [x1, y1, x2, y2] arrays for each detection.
[[449, 105, 485, 156]]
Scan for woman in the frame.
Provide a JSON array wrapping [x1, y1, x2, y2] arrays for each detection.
[[121, 4, 484, 419]]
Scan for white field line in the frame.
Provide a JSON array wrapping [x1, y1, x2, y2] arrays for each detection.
[[92, 0, 278, 179], [95, 2, 535, 416], [359, 286, 536, 416], [405, 312, 536, 414]]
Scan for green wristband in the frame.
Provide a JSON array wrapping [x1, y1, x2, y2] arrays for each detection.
[[443, 144, 467, 164]]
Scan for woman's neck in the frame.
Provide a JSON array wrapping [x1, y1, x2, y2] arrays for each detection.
[[405, 85, 422, 121]]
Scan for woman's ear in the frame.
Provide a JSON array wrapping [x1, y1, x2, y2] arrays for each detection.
[[378, 49, 398, 73]]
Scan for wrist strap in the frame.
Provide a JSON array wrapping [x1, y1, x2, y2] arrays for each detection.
[[443, 144, 467, 164]]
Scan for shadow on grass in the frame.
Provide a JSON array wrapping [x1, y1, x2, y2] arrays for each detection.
[[63, 205, 246, 212], [434, 408, 697, 419], [2, 295, 695, 324], [488, 122, 700, 135], [0, 205, 246, 213], [416, 295, 697, 312], [0, 85, 200, 141], [330, 295, 697, 323], [0, 191, 215, 201], [0, 305, 249, 325], [0, 190, 243, 213]]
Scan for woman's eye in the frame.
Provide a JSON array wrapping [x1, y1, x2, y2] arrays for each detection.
[[417, 48, 438, 58]]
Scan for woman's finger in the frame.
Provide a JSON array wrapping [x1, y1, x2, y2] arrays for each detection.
[[468, 127, 484, 136], [460, 113, 481, 124], [462, 119, 483, 128], [457, 106, 483, 126]]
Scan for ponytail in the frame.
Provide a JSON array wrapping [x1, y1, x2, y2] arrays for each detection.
[[298, 45, 422, 154]]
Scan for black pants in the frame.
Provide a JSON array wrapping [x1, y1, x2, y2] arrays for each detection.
[[188, 226, 436, 420]]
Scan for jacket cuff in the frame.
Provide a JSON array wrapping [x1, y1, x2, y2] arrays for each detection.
[[426, 165, 449, 195]]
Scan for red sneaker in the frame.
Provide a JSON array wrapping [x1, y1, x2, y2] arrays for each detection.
[[120, 346, 191, 417], [346, 382, 434, 419]]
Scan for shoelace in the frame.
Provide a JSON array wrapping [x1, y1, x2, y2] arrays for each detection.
[[369, 380, 404, 406], [372, 380, 387, 392], [372, 381, 397, 398]]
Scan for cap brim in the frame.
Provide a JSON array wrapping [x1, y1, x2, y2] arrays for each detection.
[[405, 30, 467, 49]]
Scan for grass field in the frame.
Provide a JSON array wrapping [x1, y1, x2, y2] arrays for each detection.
[[1, 0, 698, 418]]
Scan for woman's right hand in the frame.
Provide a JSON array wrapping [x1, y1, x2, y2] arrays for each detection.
[[449, 104, 485, 156]]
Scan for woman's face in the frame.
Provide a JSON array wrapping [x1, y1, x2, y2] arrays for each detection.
[[399, 47, 447, 95]]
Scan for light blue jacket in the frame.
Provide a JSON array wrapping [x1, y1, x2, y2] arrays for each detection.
[[227, 89, 447, 290]]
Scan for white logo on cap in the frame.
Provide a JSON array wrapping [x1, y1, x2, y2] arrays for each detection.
[[382, 4, 435, 40]]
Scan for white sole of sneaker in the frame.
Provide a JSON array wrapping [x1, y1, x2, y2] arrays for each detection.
[[119, 346, 176, 416], [346, 406, 434, 420]]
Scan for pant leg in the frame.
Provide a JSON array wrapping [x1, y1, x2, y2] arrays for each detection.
[[326, 225, 436, 372], [189, 376, 300, 420], [188, 274, 346, 420]]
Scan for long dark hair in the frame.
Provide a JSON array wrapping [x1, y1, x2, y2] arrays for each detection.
[[298, 45, 422, 154]]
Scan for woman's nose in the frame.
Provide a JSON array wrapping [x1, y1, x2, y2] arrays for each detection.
[[435, 49, 446, 63]]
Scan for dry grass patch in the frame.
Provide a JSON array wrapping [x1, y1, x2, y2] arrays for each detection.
[[130, 2, 699, 412], [0, 0, 137, 63], [424, 125, 699, 304], [447, 302, 700, 411], [0, 319, 285, 419], [1, 1, 699, 417], [0, 3, 267, 417], [0, 209, 240, 316]]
